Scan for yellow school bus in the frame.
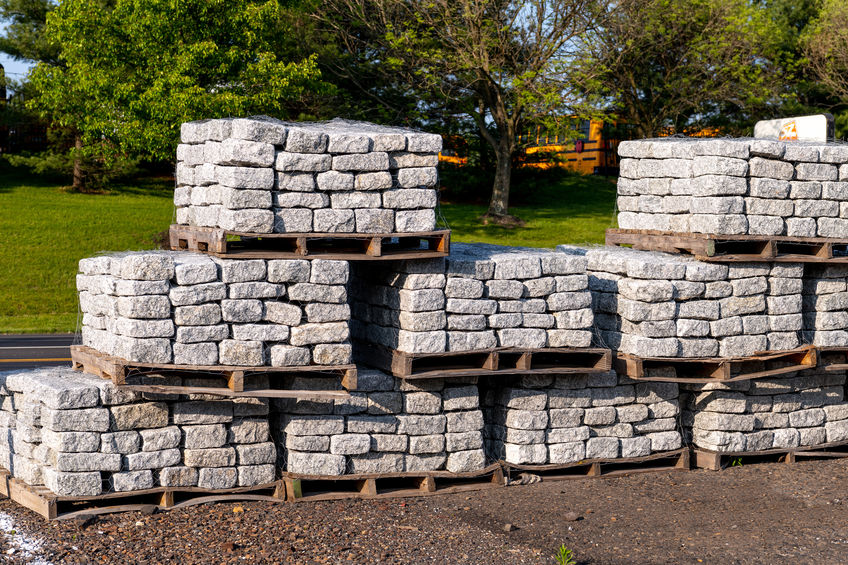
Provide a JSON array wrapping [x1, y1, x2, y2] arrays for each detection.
[[516, 120, 635, 175]]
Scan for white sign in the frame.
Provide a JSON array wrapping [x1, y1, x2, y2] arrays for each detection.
[[754, 114, 834, 143]]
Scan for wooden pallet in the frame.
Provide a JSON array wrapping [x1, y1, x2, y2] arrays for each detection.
[[693, 440, 848, 471], [606, 228, 848, 263], [70, 345, 356, 398], [1, 474, 284, 520], [354, 342, 612, 379], [283, 463, 504, 502], [615, 346, 817, 383], [169, 224, 450, 260], [816, 347, 848, 372], [502, 448, 690, 481]]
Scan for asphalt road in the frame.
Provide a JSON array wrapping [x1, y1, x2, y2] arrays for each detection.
[[0, 334, 75, 371]]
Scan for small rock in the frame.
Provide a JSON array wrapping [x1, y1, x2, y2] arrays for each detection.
[[503, 523, 517, 532], [564, 511, 580, 522]]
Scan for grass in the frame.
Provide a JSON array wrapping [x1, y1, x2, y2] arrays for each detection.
[[0, 168, 174, 333], [0, 166, 617, 333], [440, 168, 617, 248]]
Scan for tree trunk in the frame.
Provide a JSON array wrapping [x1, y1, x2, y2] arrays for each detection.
[[72, 134, 84, 192], [487, 141, 512, 217]]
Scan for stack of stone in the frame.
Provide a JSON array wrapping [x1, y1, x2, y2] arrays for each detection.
[[557, 245, 804, 358], [348, 243, 594, 354], [482, 372, 682, 464], [0, 368, 275, 496], [78, 251, 351, 367], [681, 354, 848, 452], [276, 370, 487, 475], [175, 117, 441, 234], [803, 264, 848, 347], [616, 137, 848, 237]]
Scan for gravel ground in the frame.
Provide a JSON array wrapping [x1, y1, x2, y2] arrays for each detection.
[[1, 458, 848, 564]]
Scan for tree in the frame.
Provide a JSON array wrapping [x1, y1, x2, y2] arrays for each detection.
[[804, 0, 848, 103], [0, 0, 59, 66], [319, 0, 601, 220], [26, 0, 326, 172], [579, 0, 784, 138]]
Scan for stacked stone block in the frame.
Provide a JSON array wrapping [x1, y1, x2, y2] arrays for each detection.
[[617, 137, 848, 236], [276, 370, 487, 475], [482, 372, 682, 464], [175, 117, 441, 234], [557, 245, 804, 358], [349, 243, 594, 354], [803, 264, 848, 347], [78, 251, 351, 366], [681, 355, 848, 452], [0, 368, 276, 496]]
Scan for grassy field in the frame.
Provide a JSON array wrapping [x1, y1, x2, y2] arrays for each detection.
[[440, 170, 617, 247], [0, 169, 174, 333], [0, 167, 616, 333]]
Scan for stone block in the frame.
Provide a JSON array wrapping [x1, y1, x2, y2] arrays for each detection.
[[124, 448, 182, 471]]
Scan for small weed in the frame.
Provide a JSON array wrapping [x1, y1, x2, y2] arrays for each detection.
[[555, 544, 577, 565], [730, 457, 743, 467]]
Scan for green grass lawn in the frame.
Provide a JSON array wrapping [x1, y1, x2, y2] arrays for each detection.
[[440, 170, 618, 248], [0, 167, 616, 333], [0, 169, 174, 333]]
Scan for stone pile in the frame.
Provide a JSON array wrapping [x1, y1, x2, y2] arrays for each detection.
[[78, 251, 352, 367], [348, 243, 594, 354], [616, 137, 848, 236], [0, 368, 276, 496], [482, 372, 682, 464], [802, 264, 848, 347], [275, 371, 486, 475], [557, 245, 804, 358], [175, 117, 442, 234], [681, 354, 848, 452]]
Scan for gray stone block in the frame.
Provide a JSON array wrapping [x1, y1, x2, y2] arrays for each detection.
[[270, 345, 312, 367], [276, 152, 332, 172], [197, 467, 238, 489], [44, 469, 102, 496], [173, 401, 233, 425], [112, 470, 154, 492], [287, 451, 345, 475], [123, 448, 181, 471], [235, 442, 276, 464]]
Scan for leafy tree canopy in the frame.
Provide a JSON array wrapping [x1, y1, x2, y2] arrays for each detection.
[[28, 0, 326, 162]]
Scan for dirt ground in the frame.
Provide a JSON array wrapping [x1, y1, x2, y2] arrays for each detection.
[[1, 457, 848, 564]]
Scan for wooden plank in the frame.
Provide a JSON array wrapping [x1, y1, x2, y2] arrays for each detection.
[[227, 371, 245, 393], [121, 384, 349, 400], [159, 491, 175, 508], [169, 225, 451, 260], [357, 479, 377, 497], [341, 368, 357, 391], [8, 478, 56, 520]]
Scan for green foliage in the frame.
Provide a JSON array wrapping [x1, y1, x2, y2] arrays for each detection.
[[730, 457, 743, 467], [442, 169, 617, 248], [0, 0, 59, 64], [27, 0, 326, 163], [803, 0, 848, 104], [555, 544, 577, 565], [580, 0, 785, 136], [0, 163, 173, 333]]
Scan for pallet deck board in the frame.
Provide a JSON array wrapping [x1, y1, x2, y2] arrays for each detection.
[[354, 342, 612, 378], [503, 448, 690, 481], [605, 228, 848, 263], [3, 475, 284, 520], [693, 440, 848, 470], [169, 224, 450, 260], [71, 345, 357, 396], [615, 346, 817, 383], [283, 463, 505, 502]]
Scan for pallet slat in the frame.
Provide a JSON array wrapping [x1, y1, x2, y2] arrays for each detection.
[[4, 476, 283, 520], [606, 228, 848, 263], [693, 440, 848, 470], [71, 345, 357, 396], [170, 224, 450, 260], [283, 464, 504, 502], [615, 346, 817, 383], [503, 448, 690, 481], [354, 342, 612, 378]]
